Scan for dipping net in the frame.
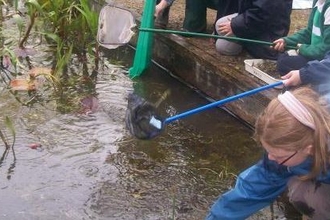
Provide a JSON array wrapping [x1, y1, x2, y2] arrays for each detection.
[[125, 93, 163, 139], [97, 5, 136, 49]]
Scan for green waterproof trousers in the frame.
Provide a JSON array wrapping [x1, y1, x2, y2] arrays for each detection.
[[183, 0, 219, 33]]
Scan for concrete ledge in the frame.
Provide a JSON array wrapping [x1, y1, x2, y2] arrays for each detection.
[[130, 32, 281, 126], [121, 4, 309, 127]]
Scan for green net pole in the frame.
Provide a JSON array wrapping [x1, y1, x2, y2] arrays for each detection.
[[129, 0, 155, 78], [139, 28, 298, 50]]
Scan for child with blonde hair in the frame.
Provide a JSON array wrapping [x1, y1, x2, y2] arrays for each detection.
[[206, 86, 330, 219]]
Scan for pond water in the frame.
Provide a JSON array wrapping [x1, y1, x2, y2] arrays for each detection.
[[0, 44, 297, 219], [0, 2, 300, 220]]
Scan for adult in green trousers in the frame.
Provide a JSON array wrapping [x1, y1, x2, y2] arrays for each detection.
[[156, 0, 237, 33], [183, 0, 219, 32]]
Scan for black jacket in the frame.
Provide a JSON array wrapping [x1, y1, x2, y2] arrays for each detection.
[[231, 0, 293, 59], [216, 0, 239, 19]]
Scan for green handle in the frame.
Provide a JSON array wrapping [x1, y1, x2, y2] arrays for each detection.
[[139, 28, 297, 50]]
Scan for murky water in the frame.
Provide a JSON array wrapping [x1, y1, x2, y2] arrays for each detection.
[[0, 2, 300, 220], [0, 43, 286, 219]]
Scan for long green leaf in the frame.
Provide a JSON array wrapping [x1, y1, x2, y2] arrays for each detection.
[[25, 0, 43, 13]]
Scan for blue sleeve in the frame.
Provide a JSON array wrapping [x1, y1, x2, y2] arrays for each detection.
[[205, 160, 292, 220], [299, 51, 330, 85]]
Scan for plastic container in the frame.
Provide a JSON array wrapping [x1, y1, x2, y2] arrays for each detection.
[[244, 59, 283, 89]]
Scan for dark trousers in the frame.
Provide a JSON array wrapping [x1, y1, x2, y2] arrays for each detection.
[[183, 0, 219, 32], [277, 52, 312, 76], [216, 0, 239, 19]]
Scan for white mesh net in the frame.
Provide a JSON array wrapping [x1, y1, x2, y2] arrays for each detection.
[[97, 5, 136, 49]]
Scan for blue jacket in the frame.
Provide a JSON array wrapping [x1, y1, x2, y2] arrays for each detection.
[[206, 155, 330, 220], [300, 51, 330, 84], [299, 51, 330, 95]]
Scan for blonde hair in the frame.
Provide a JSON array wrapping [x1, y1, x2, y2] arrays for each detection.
[[255, 86, 330, 180]]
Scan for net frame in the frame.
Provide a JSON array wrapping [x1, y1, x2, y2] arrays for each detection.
[[97, 5, 136, 49]]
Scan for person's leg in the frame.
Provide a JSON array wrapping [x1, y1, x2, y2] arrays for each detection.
[[155, 0, 171, 29], [210, 0, 238, 43], [183, 0, 209, 32], [183, 0, 220, 33], [216, 0, 239, 19], [215, 13, 242, 56], [207, 0, 221, 32], [206, 0, 219, 10], [277, 52, 311, 76], [287, 177, 330, 219]]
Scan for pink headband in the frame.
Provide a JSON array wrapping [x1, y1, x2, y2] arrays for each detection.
[[277, 91, 315, 130]]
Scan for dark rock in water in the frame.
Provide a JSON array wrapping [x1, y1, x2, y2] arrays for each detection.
[[125, 93, 163, 139]]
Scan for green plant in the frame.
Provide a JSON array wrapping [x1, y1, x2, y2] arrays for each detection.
[[1, 0, 102, 114], [5, 0, 100, 77]]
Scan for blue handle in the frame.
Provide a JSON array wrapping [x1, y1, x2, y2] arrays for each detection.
[[164, 81, 283, 124]]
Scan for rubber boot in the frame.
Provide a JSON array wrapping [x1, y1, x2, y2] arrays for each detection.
[[183, 0, 219, 33], [183, 0, 207, 32]]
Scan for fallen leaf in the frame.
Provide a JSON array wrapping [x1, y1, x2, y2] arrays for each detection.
[[10, 79, 36, 91], [28, 143, 42, 149], [29, 67, 53, 78]]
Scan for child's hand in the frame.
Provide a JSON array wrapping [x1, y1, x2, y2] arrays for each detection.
[[282, 70, 302, 87], [272, 38, 286, 51], [155, 0, 169, 18], [217, 21, 233, 36]]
